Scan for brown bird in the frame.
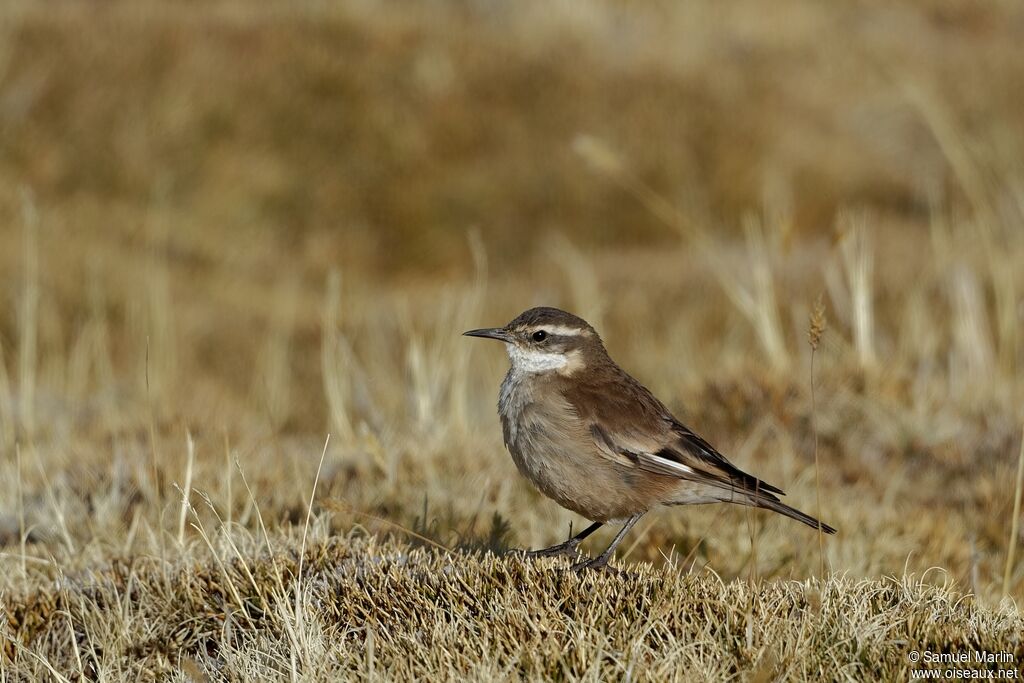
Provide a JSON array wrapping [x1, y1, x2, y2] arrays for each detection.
[[465, 306, 835, 571]]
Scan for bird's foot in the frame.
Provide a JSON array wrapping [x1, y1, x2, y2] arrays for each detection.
[[507, 540, 583, 561], [570, 555, 620, 574]]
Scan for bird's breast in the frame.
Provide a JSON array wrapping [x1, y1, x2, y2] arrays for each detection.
[[498, 370, 569, 447], [498, 370, 537, 445], [496, 370, 644, 521]]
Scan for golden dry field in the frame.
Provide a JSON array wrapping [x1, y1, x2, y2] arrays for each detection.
[[1, 1, 1024, 680]]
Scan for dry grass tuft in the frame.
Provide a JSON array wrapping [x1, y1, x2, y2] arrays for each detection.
[[4, 534, 1023, 681]]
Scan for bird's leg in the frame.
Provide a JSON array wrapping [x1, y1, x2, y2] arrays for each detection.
[[516, 521, 603, 559], [571, 514, 644, 572]]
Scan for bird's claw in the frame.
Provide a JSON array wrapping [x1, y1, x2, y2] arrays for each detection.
[[507, 542, 583, 561], [570, 556, 620, 574]]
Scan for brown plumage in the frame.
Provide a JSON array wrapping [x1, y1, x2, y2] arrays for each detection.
[[465, 306, 835, 571]]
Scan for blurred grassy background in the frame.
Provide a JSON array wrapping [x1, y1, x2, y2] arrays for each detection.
[[1, 1, 1024, 675], [4, 0, 1023, 271], [2, 0, 1022, 416]]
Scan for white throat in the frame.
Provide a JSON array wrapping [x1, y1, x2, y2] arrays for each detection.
[[505, 344, 568, 374]]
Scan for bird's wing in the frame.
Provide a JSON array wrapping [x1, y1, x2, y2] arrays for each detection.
[[666, 419, 785, 496], [565, 370, 785, 501], [588, 421, 785, 501]]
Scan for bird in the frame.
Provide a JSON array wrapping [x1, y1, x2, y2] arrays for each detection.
[[464, 306, 835, 571]]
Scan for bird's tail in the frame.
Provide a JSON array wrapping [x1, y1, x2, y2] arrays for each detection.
[[754, 497, 836, 534]]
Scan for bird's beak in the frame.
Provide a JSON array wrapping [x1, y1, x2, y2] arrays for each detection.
[[462, 327, 513, 342]]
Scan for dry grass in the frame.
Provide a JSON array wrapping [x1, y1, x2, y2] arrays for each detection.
[[1, 0, 1024, 680], [5, 534, 1024, 681]]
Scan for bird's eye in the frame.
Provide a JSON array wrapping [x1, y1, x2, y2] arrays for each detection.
[[532, 330, 547, 342]]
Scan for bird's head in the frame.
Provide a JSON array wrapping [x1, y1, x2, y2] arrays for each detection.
[[463, 306, 605, 376]]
